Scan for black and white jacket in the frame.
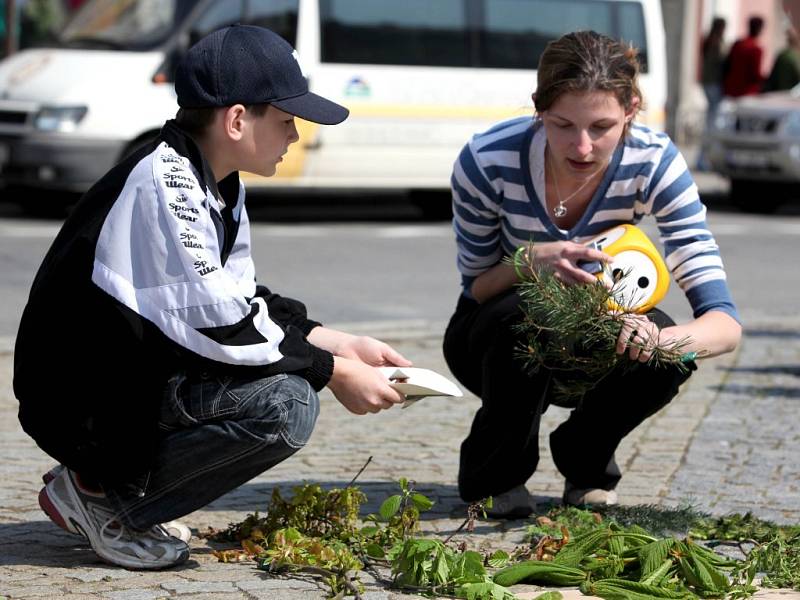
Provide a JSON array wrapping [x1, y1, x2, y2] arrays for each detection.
[[14, 121, 333, 484]]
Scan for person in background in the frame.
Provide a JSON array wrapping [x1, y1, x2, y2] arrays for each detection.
[[723, 16, 766, 97], [443, 31, 740, 519], [762, 25, 800, 92], [697, 17, 727, 171]]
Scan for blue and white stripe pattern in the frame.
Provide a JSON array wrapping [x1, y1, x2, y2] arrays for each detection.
[[451, 117, 738, 320]]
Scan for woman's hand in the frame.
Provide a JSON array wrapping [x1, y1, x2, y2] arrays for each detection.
[[531, 241, 613, 286], [471, 241, 612, 303], [327, 357, 406, 415], [616, 313, 663, 362], [617, 310, 741, 363]]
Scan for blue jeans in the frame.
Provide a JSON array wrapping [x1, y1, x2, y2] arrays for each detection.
[[105, 371, 319, 530]]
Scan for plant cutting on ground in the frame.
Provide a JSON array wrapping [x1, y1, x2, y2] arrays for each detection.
[[205, 458, 800, 600]]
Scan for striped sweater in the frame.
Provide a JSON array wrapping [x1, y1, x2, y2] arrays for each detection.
[[451, 117, 738, 321]]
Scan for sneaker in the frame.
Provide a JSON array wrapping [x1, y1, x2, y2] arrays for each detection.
[[41, 465, 192, 543], [485, 484, 534, 519], [38, 467, 189, 569], [562, 481, 618, 507]]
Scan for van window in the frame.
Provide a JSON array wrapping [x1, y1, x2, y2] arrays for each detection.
[[60, 0, 196, 50], [319, 0, 648, 72], [479, 0, 648, 72], [190, 0, 245, 43], [319, 0, 470, 67], [247, 0, 299, 46]]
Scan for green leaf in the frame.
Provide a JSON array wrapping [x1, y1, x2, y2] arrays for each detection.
[[487, 549, 510, 569], [458, 581, 506, 600], [485, 496, 494, 509], [359, 525, 379, 537], [399, 477, 408, 491], [433, 551, 450, 584], [365, 542, 385, 558], [379, 494, 402, 520], [533, 592, 564, 600], [410, 492, 434, 511], [640, 538, 675, 576]]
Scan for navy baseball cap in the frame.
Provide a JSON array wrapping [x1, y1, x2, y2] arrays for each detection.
[[175, 24, 348, 125]]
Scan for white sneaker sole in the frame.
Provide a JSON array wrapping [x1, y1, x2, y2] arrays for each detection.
[[41, 471, 189, 570], [41, 465, 192, 543]]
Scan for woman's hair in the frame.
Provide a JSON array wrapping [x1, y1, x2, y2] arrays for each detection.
[[533, 31, 643, 132]]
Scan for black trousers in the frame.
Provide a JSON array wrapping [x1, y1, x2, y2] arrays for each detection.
[[443, 290, 695, 502]]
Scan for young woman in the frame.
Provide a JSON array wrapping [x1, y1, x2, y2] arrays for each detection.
[[443, 31, 741, 518]]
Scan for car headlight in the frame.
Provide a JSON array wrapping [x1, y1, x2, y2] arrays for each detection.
[[783, 111, 800, 137], [34, 106, 88, 132], [713, 100, 737, 132]]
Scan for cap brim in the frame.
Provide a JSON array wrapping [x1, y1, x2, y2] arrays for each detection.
[[272, 92, 349, 125]]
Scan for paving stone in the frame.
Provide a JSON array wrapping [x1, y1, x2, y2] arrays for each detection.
[[2, 318, 800, 598]]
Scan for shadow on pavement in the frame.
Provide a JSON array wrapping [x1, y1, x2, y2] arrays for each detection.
[[711, 383, 800, 399], [744, 329, 800, 339], [199, 479, 560, 524], [203, 480, 470, 519], [725, 365, 800, 377]]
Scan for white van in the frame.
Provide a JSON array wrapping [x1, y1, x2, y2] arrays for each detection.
[[0, 0, 666, 195]]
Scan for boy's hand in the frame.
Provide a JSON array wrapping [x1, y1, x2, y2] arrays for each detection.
[[328, 356, 406, 415], [336, 335, 412, 367], [307, 328, 411, 366]]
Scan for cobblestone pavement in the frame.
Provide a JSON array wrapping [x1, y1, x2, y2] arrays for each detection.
[[2, 316, 799, 599]]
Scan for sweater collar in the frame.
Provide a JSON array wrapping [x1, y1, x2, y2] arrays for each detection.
[[159, 120, 240, 208]]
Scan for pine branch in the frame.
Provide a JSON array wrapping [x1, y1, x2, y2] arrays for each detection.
[[511, 263, 696, 405]]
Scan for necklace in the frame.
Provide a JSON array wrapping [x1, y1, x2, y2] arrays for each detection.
[[546, 147, 604, 218]]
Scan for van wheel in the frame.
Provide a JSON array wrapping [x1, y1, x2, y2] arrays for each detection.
[[729, 179, 781, 213], [409, 190, 453, 220]]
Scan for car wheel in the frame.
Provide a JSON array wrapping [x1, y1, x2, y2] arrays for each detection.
[[729, 179, 782, 213]]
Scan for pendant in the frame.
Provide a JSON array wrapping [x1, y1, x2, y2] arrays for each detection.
[[553, 203, 567, 218]]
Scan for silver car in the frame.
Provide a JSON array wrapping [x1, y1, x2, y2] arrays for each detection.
[[706, 85, 800, 212]]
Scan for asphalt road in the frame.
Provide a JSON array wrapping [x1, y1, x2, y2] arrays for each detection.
[[0, 182, 798, 347]]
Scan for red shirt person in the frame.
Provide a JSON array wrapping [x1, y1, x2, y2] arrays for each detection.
[[723, 16, 766, 97]]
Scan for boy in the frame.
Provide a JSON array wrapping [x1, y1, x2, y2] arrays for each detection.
[[14, 24, 409, 569]]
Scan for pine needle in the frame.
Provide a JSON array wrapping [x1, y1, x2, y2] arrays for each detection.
[[512, 263, 693, 405]]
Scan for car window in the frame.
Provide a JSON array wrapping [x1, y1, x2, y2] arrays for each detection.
[[246, 0, 299, 46], [319, 0, 470, 67]]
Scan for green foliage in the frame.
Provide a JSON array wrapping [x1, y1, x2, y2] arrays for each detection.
[[210, 479, 512, 599], [690, 512, 800, 543], [512, 265, 691, 404], [211, 479, 800, 599], [519, 505, 800, 599], [214, 483, 365, 544], [732, 532, 800, 592]]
